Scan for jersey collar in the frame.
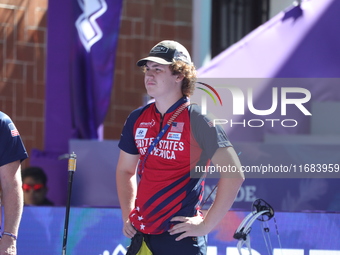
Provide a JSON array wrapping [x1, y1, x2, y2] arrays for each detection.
[[155, 96, 189, 114]]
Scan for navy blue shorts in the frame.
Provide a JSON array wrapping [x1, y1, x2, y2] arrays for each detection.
[[144, 231, 207, 255]]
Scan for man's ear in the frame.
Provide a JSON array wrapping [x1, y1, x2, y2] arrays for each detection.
[[176, 74, 184, 82]]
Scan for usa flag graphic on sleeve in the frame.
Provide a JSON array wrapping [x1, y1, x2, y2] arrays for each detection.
[[8, 123, 20, 137]]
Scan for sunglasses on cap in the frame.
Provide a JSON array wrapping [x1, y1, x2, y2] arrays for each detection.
[[22, 183, 44, 192]]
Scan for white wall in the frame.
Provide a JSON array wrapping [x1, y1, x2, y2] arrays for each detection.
[[192, 0, 212, 69], [192, 0, 298, 69], [270, 0, 296, 18]]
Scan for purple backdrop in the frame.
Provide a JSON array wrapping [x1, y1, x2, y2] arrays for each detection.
[[198, 0, 340, 79], [195, 0, 340, 212]]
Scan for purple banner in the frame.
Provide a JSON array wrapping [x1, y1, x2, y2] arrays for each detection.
[[71, 0, 122, 139], [31, 0, 122, 205]]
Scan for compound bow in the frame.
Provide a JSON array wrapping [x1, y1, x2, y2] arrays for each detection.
[[233, 199, 283, 255]]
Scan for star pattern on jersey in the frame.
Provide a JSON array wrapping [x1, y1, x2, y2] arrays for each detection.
[[138, 216, 144, 221], [140, 223, 145, 230]]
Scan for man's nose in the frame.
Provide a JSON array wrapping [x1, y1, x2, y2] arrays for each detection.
[[145, 69, 154, 77]]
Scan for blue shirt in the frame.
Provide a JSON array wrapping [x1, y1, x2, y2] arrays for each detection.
[[0, 111, 28, 167]]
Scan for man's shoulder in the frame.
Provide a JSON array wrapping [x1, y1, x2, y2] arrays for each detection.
[[0, 112, 12, 132], [129, 103, 154, 120], [0, 111, 10, 123], [188, 103, 212, 123]]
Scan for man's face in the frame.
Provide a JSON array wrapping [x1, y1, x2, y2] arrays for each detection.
[[22, 176, 47, 205], [144, 61, 179, 99]]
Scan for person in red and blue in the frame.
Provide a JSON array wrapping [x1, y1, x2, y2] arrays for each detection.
[[116, 40, 244, 255]]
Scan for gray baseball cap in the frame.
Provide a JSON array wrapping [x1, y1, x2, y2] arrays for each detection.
[[136, 40, 192, 66]]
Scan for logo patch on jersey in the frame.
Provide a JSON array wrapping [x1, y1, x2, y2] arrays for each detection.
[[8, 123, 20, 137], [135, 128, 148, 139], [167, 132, 181, 141], [170, 122, 184, 132], [139, 119, 155, 128]]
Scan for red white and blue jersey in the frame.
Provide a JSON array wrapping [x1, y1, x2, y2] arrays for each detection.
[[118, 97, 231, 234], [0, 111, 28, 167]]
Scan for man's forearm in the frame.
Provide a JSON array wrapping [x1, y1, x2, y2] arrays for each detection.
[[203, 176, 244, 232], [2, 176, 23, 235], [203, 146, 245, 231], [116, 170, 137, 222]]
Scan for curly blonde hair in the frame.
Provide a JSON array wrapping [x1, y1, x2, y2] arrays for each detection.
[[169, 60, 197, 97]]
